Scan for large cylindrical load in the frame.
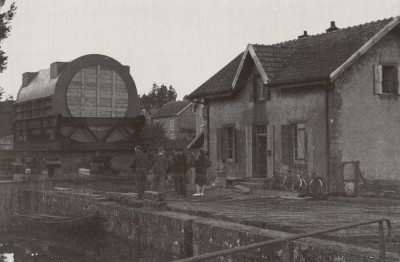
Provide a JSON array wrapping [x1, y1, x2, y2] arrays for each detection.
[[14, 54, 144, 146]]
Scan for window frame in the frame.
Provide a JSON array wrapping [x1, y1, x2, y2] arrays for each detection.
[[253, 75, 266, 101], [292, 123, 306, 163], [220, 124, 236, 162], [374, 64, 400, 96], [381, 65, 398, 94], [281, 123, 307, 166], [170, 119, 175, 131]]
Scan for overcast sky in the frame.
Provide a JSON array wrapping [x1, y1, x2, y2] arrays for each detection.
[[0, 0, 399, 100]]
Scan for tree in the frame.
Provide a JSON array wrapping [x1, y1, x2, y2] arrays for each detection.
[[142, 122, 168, 149], [0, 0, 17, 73], [140, 83, 177, 111]]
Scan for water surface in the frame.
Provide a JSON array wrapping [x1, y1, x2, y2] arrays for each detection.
[[0, 229, 177, 262]]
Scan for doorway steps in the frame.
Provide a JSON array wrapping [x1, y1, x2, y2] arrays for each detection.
[[237, 178, 270, 190]]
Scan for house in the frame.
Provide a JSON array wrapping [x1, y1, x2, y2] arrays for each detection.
[[151, 101, 196, 142], [188, 17, 400, 192], [0, 100, 14, 138]]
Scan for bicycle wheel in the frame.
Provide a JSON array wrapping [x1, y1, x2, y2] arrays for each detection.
[[309, 178, 323, 194], [292, 178, 307, 192], [283, 177, 292, 191]]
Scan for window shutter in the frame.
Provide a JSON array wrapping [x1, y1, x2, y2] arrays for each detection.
[[281, 125, 290, 165], [289, 125, 294, 163], [374, 65, 383, 94], [233, 127, 237, 162], [397, 66, 400, 95], [216, 128, 223, 161]]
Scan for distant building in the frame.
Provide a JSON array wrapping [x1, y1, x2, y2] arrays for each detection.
[[151, 101, 196, 141], [0, 135, 13, 150], [188, 17, 400, 192], [0, 100, 14, 138]]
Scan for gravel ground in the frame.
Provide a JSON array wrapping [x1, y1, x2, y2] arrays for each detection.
[[52, 174, 400, 254]]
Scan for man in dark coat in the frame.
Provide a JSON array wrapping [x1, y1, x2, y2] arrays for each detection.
[[172, 147, 187, 198], [131, 146, 149, 200], [150, 147, 169, 193]]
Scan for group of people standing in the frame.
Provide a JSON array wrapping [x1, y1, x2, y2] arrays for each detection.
[[130, 146, 211, 199]]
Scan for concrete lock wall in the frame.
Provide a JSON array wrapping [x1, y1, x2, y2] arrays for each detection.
[[1, 187, 396, 261], [0, 181, 50, 227], [332, 31, 400, 184]]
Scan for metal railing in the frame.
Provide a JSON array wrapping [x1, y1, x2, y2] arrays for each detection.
[[174, 219, 392, 262]]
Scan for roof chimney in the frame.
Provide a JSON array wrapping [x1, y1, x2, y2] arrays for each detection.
[[298, 30, 309, 39], [326, 21, 339, 32], [22, 72, 38, 87], [50, 62, 67, 79]]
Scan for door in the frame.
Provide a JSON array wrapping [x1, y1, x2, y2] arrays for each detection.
[[254, 125, 267, 177]]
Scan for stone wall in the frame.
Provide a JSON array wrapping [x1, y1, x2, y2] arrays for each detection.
[[0, 180, 50, 226], [332, 30, 400, 185], [3, 188, 396, 261]]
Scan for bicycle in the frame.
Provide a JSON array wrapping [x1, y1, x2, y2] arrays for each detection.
[[283, 170, 324, 193], [308, 172, 324, 194], [268, 169, 288, 190], [291, 170, 308, 192]]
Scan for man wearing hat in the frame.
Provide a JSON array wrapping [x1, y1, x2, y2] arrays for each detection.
[[150, 147, 169, 193], [131, 146, 149, 199], [171, 147, 187, 198]]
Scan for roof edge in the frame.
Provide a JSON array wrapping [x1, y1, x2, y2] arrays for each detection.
[[330, 16, 400, 81], [231, 45, 269, 91], [248, 45, 269, 84], [231, 46, 250, 90], [176, 102, 193, 116], [268, 79, 329, 89], [187, 89, 231, 100]]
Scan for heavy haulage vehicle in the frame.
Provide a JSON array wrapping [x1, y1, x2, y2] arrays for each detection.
[[9, 54, 145, 176]]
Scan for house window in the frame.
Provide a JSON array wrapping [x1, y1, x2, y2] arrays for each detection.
[[253, 75, 265, 101], [281, 124, 307, 165], [192, 104, 197, 114], [217, 125, 236, 162], [170, 133, 175, 140], [293, 124, 306, 162], [374, 64, 399, 95], [170, 120, 175, 131], [382, 66, 398, 94]]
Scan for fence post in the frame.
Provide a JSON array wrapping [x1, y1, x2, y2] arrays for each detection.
[[378, 221, 386, 261]]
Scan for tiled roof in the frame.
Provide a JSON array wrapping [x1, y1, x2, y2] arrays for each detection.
[[152, 101, 191, 118], [188, 53, 243, 99], [188, 17, 396, 98], [267, 18, 394, 86], [252, 45, 293, 80]]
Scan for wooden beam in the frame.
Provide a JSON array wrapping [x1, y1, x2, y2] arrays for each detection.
[[85, 127, 100, 142], [248, 45, 269, 84], [96, 65, 100, 117], [66, 126, 79, 139], [112, 71, 116, 117], [81, 69, 85, 117], [101, 126, 116, 142], [231, 47, 249, 90], [58, 116, 145, 127]]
